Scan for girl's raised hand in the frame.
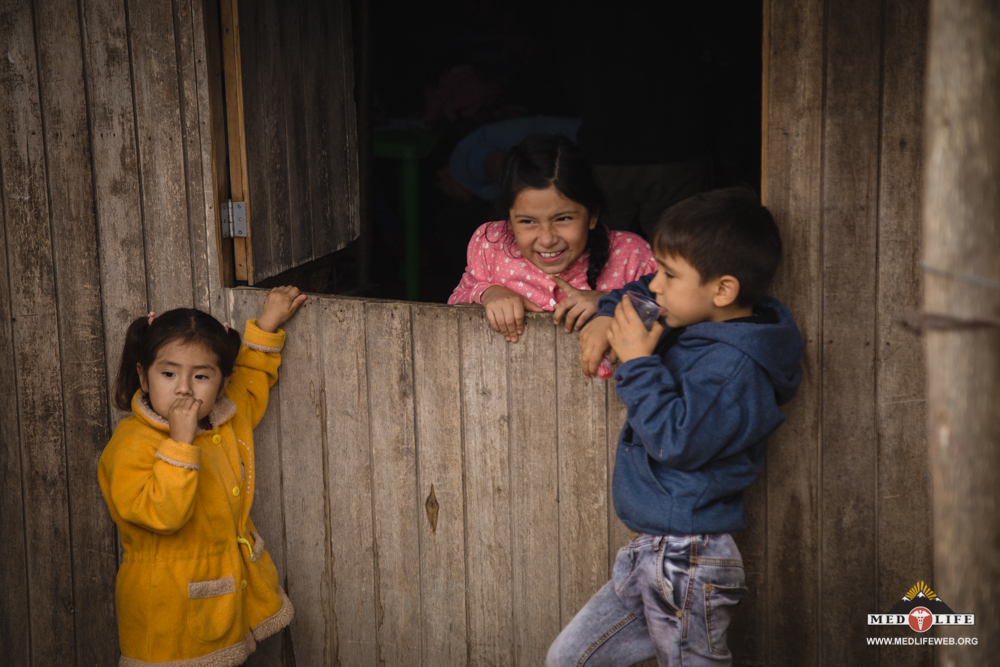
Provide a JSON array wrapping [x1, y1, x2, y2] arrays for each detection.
[[481, 285, 544, 343], [168, 396, 202, 445], [258, 286, 307, 333], [552, 276, 606, 333]]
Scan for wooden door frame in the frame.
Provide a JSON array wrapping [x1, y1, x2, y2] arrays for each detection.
[[203, 0, 254, 285], [761, 0, 769, 205]]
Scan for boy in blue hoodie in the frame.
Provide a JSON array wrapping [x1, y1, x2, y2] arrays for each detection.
[[547, 187, 803, 667]]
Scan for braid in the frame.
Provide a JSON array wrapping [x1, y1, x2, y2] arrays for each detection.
[[585, 225, 610, 290]]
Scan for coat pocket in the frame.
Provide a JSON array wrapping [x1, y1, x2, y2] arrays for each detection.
[[188, 575, 238, 643]]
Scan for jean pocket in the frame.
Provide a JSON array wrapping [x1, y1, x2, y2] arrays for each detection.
[[612, 546, 636, 595], [703, 583, 747, 656], [655, 547, 683, 617]]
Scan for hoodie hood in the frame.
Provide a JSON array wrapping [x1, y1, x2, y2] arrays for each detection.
[[678, 297, 804, 405]]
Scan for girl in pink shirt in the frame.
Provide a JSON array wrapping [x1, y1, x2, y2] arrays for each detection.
[[449, 135, 656, 342]]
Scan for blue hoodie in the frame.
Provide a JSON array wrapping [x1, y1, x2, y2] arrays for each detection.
[[598, 276, 803, 535]]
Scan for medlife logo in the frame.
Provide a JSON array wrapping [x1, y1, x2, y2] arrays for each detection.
[[868, 581, 975, 633]]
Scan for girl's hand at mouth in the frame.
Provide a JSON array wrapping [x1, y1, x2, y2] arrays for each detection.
[[168, 396, 203, 445], [551, 276, 606, 333], [481, 285, 544, 343]]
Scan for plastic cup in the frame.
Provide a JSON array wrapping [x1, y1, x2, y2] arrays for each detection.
[[596, 291, 665, 379], [625, 290, 666, 331]]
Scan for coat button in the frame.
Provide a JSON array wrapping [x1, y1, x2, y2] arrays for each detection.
[[212, 434, 222, 444], [241, 580, 247, 590], [232, 486, 240, 497]]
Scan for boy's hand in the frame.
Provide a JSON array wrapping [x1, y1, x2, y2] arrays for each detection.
[[579, 315, 616, 377], [168, 396, 202, 445], [608, 295, 663, 363], [258, 286, 307, 333], [481, 285, 544, 343], [552, 276, 605, 333]]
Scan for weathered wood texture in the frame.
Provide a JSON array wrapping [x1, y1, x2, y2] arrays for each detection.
[[754, 0, 932, 665], [237, 0, 360, 284], [0, 0, 221, 662], [923, 0, 1000, 665], [1, 0, 934, 664], [215, 296, 636, 665]]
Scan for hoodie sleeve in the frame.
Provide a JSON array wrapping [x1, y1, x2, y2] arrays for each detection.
[[597, 273, 656, 318], [614, 354, 754, 471]]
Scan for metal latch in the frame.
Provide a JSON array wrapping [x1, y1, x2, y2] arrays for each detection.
[[220, 201, 247, 238]]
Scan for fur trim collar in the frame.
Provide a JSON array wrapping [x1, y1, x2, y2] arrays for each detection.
[[133, 391, 238, 433]]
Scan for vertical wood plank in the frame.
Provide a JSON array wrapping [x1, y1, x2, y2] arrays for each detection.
[[319, 0, 359, 254], [280, 0, 311, 266], [174, 0, 210, 311], [508, 313, 559, 666], [80, 0, 148, 417], [301, 0, 335, 256], [820, 1, 882, 665], [606, 379, 631, 573], [764, 0, 825, 664], [876, 1, 932, 664], [229, 288, 286, 666], [175, 0, 226, 316], [256, 0, 292, 276], [413, 305, 468, 667], [556, 332, 609, 623], [923, 0, 1000, 662], [126, 0, 195, 310], [730, 469, 766, 666], [322, 297, 378, 666], [33, 0, 118, 662], [219, 0, 253, 281], [275, 297, 334, 664], [201, 0, 236, 294], [0, 2, 75, 661], [366, 302, 422, 665], [459, 309, 514, 667], [0, 83, 31, 667]]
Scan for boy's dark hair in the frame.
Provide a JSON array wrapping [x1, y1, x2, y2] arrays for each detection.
[[112, 308, 242, 412], [651, 187, 783, 307], [495, 134, 610, 289]]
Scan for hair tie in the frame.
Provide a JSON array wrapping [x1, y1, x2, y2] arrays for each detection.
[[147, 311, 156, 326], [223, 322, 230, 334]]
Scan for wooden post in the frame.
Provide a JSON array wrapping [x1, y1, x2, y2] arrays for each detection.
[[923, 0, 1000, 663]]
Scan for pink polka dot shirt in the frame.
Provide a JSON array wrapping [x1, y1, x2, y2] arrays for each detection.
[[448, 220, 658, 310]]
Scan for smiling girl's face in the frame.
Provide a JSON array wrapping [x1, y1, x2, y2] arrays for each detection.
[[138, 340, 228, 421], [509, 185, 598, 276]]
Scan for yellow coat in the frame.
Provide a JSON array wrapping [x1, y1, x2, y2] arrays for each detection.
[[99, 320, 294, 666]]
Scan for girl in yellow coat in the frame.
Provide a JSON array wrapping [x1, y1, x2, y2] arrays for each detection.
[[99, 287, 306, 666]]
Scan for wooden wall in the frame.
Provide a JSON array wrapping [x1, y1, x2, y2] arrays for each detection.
[[229, 290, 637, 667], [0, 0, 222, 664], [0, 0, 933, 665], [760, 0, 932, 665]]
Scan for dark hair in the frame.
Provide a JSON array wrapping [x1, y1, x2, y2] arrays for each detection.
[[651, 187, 783, 307], [112, 308, 242, 412], [494, 134, 610, 289]]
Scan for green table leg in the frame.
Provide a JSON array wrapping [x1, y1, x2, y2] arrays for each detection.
[[399, 157, 420, 301]]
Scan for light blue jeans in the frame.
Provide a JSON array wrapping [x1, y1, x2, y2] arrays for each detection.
[[546, 533, 747, 667]]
